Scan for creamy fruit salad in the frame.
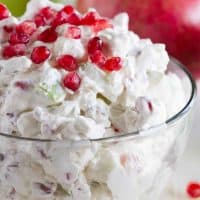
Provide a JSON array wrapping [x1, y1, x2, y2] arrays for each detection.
[[0, 0, 186, 199]]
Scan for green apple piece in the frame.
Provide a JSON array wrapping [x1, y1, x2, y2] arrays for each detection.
[[0, 0, 29, 17]]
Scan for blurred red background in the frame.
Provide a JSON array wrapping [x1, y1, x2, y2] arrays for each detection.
[[77, 0, 200, 78]]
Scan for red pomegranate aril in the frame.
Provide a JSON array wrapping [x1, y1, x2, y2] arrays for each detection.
[[9, 32, 30, 44], [51, 11, 68, 27], [3, 25, 14, 33], [93, 19, 113, 32], [38, 28, 58, 43], [81, 11, 99, 25], [187, 182, 200, 198], [90, 50, 106, 66], [63, 72, 81, 91], [62, 5, 74, 14], [16, 20, 36, 36], [31, 46, 50, 64], [0, 3, 10, 20], [57, 55, 78, 71], [40, 7, 57, 20], [66, 13, 81, 25], [65, 26, 81, 39], [34, 14, 46, 27], [87, 37, 102, 55], [102, 57, 122, 71], [2, 44, 26, 58]]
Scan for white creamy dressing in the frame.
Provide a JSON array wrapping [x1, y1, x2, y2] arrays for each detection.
[[0, 0, 186, 199]]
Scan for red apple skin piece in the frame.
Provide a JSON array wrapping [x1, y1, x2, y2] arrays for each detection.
[[77, 0, 200, 78]]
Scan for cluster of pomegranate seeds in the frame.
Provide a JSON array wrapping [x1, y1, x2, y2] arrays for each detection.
[[63, 72, 81, 91], [31, 46, 51, 64], [81, 11, 113, 32], [38, 27, 58, 43], [87, 37, 122, 71], [0, 3, 10, 20], [34, 6, 57, 27], [64, 26, 81, 39], [3, 44, 26, 58], [51, 5, 81, 27], [56, 55, 78, 71], [187, 182, 200, 198]]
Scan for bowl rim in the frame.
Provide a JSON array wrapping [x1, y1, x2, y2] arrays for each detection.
[[0, 57, 197, 143]]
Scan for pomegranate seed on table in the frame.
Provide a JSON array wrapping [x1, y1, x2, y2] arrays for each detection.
[[87, 37, 102, 55], [16, 21, 36, 36], [102, 57, 122, 71], [38, 27, 58, 43], [9, 32, 30, 44], [63, 72, 81, 91], [65, 26, 81, 39], [31, 46, 50, 64], [2, 44, 26, 58], [56, 55, 78, 71], [187, 182, 200, 198], [89, 50, 106, 66], [0, 3, 10, 20], [81, 11, 99, 25]]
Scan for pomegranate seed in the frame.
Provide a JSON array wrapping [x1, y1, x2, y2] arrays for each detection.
[[0, 3, 10, 20], [3, 25, 14, 33], [51, 11, 68, 27], [93, 19, 113, 32], [87, 37, 102, 55], [31, 46, 50, 64], [65, 26, 81, 39], [9, 32, 30, 44], [81, 11, 99, 25], [34, 14, 46, 27], [63, 72, 81, 91], [40, 7, 57, 20], [16, 20, 36, 36], [34, 7, 57, 27], [61, 5, 74, 14], [38, 27, 58, 43], [187, 182, 200, 198], [66, 13, 81, 25], [102, 57, 122, 71], [90, 50, 106, 66], [2, 44, 26, 58], [57, 55, 78, 71]]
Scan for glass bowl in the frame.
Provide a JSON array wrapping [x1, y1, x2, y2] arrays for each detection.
[[0, 58, 196, 200]]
